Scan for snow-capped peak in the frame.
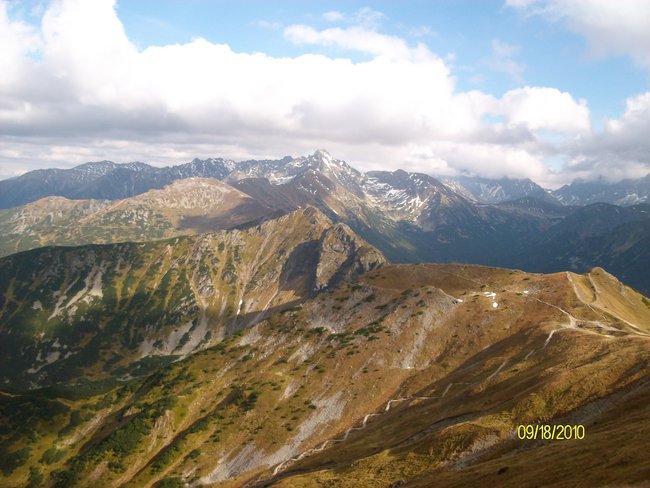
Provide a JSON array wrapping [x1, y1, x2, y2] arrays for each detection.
[[312, 149, 332, 164]]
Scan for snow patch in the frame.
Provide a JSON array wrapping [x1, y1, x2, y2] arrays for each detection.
[[27, 350, 61, 374]]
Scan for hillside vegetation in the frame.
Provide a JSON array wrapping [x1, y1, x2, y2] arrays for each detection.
[[1, 261, 649, 487]]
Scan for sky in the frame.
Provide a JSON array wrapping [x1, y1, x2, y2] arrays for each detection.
[[1, 0, 649, 188]]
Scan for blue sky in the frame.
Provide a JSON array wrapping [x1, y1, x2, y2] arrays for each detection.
[[1, 0, 649, 186], [116, 0, 648, 125]]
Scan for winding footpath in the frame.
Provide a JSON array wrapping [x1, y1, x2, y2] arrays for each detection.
[[266, 358, 507, 480], [257, 272, 649, 483]]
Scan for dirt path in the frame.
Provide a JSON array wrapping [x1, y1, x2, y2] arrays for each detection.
[[566, 272, 649, 337], [255, 277, 648, 485], [262, 357, 514, 482]]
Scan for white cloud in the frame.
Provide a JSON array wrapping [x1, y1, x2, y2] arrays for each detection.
[[283, 24, 434, 61], [0, 0, 645, 187], [486, 39, 526, 83], [497, 87, 590, 133], [0, 2, 41, 88], [322, 11, 344, 22], [559, 91, 650, 182], [353, 7, 385, 28], [507, 0, 650, 69]]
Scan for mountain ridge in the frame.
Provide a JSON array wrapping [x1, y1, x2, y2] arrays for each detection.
[[0, 206, 385, 389], [2, 151, 649, 209], [0, 178, 276, 258], [553, 173, 650, 206], [2, 152, 650, 293]]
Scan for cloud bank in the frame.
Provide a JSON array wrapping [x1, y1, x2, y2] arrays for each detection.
[[506, 0, 650, 69], [0, 0, 648, 187]]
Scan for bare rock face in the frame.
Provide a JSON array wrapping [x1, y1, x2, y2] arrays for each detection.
[[315, 223, 385, 291]]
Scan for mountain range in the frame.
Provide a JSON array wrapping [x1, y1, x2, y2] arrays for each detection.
[[442, 175, 559, 205], [2, 152, 648, 209], [553, 174, 650, 206], [1, 151, 649, 294], [1, 151, 650, 487]]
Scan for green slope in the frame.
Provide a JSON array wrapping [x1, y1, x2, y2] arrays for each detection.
[[0, 207, 384, 389]]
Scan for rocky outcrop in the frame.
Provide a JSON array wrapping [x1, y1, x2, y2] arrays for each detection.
[[0, 206, 386, 388], [315, 223, 385, 291]]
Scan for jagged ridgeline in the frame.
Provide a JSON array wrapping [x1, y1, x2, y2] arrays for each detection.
[[0, 207, 384, 388]]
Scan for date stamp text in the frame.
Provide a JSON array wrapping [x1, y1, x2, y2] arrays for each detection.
[[517, 424, 585, 440]]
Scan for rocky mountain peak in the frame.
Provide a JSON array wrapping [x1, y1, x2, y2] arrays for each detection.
[[443, 175, 556, 204], [312, 148, 332, 162], [121, 161, 152, 172], [552, 173, 650, 206], [74, 160, 119, 174]]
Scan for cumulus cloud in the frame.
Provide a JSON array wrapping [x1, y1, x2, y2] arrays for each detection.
[[0, 0, 645, 186], [0, 2, 41, 88], [506, 0, 650, 69], [559, 91, 650, 182], [497, 87, 590, 133]]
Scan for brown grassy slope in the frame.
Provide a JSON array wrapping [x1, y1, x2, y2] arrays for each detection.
[[0, 178, 274, 257], [1, 264, 648, 487], [263, 265, 650, 488]]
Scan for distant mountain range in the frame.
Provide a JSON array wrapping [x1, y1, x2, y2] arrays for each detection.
[[0, 178, 276, 257], [442, 175, 559, 205], [552, 174, 650, 206], [0, 158, 235, 209], [1, 151, 649, 209], [1, 150, 649, 294]]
